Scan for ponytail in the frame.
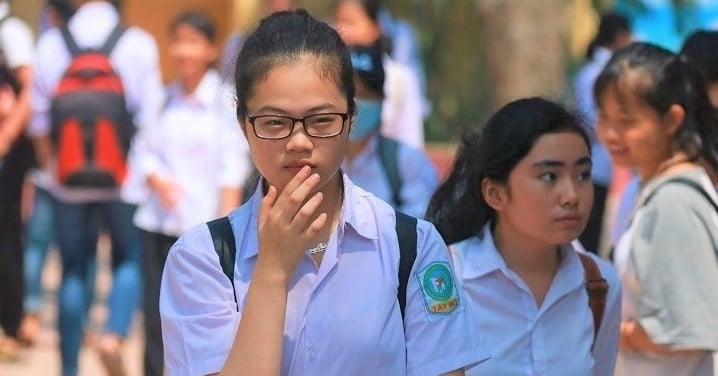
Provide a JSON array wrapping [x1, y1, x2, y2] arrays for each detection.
[[667, 55, 718, 172], [425, 128, 493, 244]]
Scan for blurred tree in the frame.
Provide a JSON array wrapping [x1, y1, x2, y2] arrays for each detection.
[[475, 0, 566, 109]]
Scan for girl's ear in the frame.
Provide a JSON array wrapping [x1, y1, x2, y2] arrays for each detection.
[[663, 104, 686, 137], [481, 177, 507, 212]]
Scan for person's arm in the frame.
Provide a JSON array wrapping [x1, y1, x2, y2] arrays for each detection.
[[619, 321, 700, 355], [220, 166, 329, 375], [404, 222, 490, 376], [0, 65, 32, 156]]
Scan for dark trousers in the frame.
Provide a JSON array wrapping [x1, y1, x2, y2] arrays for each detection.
[[0, 136, 33, 338], [140, 229, 178, 376], [579, 183, 608, 254]]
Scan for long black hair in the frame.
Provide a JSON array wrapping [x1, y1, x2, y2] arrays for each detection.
[[234, 9, 355, 121], [425, 97, 590, 244], [594, 42, 718, 173]]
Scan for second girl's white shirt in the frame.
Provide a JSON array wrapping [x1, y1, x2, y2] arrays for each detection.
[[130, 70, 250, 235], [451, 224, 621, 376]]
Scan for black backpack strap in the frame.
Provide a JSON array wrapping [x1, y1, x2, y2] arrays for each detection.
[[207, 216, 239, 311], [395, 210, 418, 320], [99, 24, 126, 56], [576, 252, 608, 349], [378, 135, 403, 208], [655, 178, 718, 213], [59, 26, 81, 57]]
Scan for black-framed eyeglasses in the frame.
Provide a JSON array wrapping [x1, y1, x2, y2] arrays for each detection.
[[247, 113, 350, 140]]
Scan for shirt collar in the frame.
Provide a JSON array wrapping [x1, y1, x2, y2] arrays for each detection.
[[239, 172, 377, 260], [454, 224, 507, 279], [167, 70, 222, 109], [456, 224, 586, 292], [340, 172, 379, 241]]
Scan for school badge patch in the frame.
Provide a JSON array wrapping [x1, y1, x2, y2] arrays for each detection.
[[416, 261, 460, 315]]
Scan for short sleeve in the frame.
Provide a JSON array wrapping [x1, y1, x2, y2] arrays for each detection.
[[0, 17, 34, 68], [159, 225, 240, 376], [403, 220, 490, 376], [632, 184, 718, 350]]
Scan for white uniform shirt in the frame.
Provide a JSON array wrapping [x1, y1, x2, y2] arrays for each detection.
[[30, 1, 164, 203], [160, 174, 490, 376], [130, 70, 250, 236], [382, 56, 425, 149], [0, 2, 33, 70], [451, 225, 621, 376]]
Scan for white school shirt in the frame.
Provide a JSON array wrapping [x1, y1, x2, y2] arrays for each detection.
[[382, 56, 425, 149], [29, 1, 164, 203], [451, 225, 621, 376], [130, 70, 250, 236], [160, 174, 490, 376]]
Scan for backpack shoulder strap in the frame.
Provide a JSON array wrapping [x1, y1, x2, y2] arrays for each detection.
[[59, 26, 81, 57], [395, 210, 418, 320], [99, 24, 126, 56], [576, 252, 608, 349], [207, 216, 239, 311], [655, 177, 718, 213], [378, 135, 402, 208]]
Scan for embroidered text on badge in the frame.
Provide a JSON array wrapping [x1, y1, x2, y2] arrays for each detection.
[[417, 262, 459, 315]]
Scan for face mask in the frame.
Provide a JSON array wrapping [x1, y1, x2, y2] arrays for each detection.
[[350, 99, 382, 141]]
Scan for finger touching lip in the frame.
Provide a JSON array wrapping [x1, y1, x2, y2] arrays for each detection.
[[285, 161, 316, 173]]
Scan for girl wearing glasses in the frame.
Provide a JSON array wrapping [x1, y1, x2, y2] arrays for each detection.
[[159, 10, 488, 376]]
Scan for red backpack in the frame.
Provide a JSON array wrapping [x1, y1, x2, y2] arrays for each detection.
[[50, 24, 134, 188]]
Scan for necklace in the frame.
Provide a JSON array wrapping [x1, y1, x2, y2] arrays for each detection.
[[306, 242, 328, 255]]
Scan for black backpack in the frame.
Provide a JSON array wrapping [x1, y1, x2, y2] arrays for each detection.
[[207, 210, 418, 319], [50, 24, 135, 188]]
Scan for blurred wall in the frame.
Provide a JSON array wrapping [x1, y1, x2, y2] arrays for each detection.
[[10, 0, 43, 33]]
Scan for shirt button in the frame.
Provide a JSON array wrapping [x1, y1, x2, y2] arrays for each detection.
[[307, 345, 317, 361]]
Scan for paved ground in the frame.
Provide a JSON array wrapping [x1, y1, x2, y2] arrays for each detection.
[[0, 239, 144, 376]]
